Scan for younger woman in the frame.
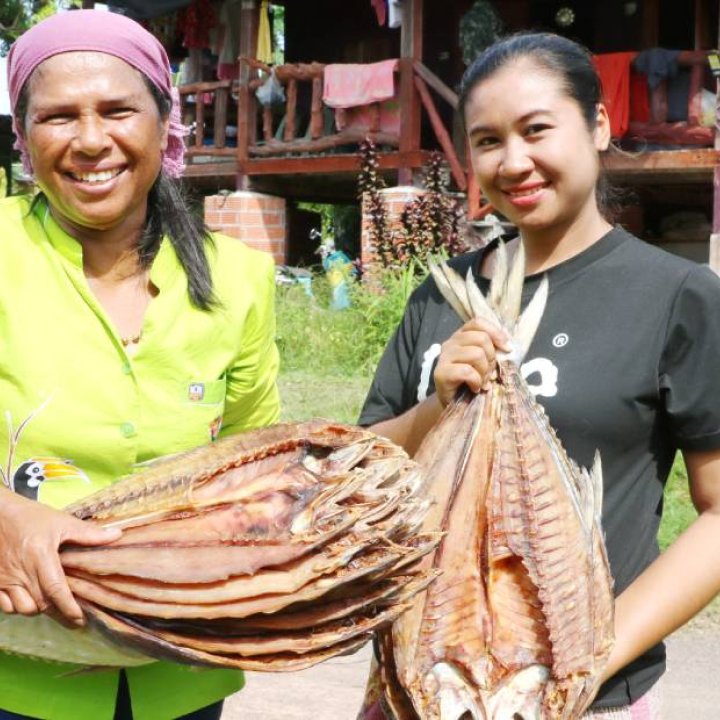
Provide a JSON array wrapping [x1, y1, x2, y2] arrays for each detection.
[[360, 32, 720, 717]]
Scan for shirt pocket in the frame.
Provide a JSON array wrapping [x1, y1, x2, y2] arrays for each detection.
[[175, 377, 227, 446]]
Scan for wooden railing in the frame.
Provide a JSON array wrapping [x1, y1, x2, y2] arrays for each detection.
[[177, 58, 472, 189], [240, 57, 402, 155], [178, 80, 238, 157]]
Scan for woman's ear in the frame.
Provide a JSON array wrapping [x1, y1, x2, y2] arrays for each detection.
[[160, 116, 170, 153], [593, 103, 611, 151]]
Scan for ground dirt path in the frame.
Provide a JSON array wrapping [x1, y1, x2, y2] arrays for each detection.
[[221, 622, 720, 719]]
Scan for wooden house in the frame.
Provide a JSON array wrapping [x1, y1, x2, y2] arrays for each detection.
[[84, 0, 719, 268]]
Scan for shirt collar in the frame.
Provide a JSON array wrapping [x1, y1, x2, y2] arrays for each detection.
[[33, 197, 177, 288]]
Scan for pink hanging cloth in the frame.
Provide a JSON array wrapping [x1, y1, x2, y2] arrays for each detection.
[[323, 59, 400, 135]]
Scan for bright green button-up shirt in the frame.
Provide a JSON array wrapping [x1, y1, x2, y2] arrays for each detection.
[[0, 195, 281, 719]]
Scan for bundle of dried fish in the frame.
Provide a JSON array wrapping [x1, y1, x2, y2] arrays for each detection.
[[0, 421, 438, 669], [368, 244, 614, 720]]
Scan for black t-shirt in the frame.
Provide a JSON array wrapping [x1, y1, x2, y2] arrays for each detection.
[[359, 227, 720, 708]]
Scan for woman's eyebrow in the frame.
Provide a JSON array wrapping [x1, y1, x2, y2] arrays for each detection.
[[468, 108, 555, 136]]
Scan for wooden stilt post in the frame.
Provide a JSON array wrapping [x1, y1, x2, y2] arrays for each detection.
[[710, 3, 720, 273], [398, 0, 423, 186], [237, 0, 259, 191]]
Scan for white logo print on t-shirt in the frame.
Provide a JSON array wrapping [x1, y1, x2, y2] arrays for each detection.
[[416, 342, 562, 402]]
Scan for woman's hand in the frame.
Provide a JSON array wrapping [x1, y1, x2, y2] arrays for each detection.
[[434, 318, 511, 407], [0, 490, 121, 625]]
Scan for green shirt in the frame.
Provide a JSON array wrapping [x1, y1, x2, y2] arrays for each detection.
[[0, 195, 281, 719]]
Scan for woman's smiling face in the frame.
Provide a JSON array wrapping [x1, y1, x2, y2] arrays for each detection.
[[464, 58, 610, 241], [23, 51, 169, 237]]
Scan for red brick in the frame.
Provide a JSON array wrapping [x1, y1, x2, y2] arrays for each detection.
[[264, 226, 286, 241], [221, 226, 243, 240], [236, 211, 276, 226]]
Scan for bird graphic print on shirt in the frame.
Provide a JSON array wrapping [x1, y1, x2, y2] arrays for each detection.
[[12, 458, 90, 501]]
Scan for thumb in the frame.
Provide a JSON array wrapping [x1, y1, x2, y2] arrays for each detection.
[[61, 518, 122, 547]]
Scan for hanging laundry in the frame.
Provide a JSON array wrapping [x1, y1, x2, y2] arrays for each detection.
[[371, 0, 387, 26], [323, 60, 400, 135], [633, 48, 680, 89], [633, 49, 689, 123], [629, 70, 649, 123], [214, 0, 242, 79], [323, 60, 398, 109], [388, 0, 403, 28], [179, 0, 216, 49], [593, 52, 636, 138], [257, 0, 273, 64]]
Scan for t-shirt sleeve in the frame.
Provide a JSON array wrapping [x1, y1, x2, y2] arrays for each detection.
[[659, 264, 720, 451], [357, 284, 427, 426], [220, 253, 281, 436]]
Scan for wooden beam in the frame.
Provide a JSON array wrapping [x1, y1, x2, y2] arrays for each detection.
[[236, 0, 259, 190], [237, 151, 430, 176], [249, 130, 399, 156], [604, 149, 718, 177], [399, 0, 423, 185], [400, 0, 423, 60], [414, 75, 466, 190], [413, 61, 458, 109], [184, 161, 239, 179], [641, 0, 659, 48], [695, 0, 713, 48]]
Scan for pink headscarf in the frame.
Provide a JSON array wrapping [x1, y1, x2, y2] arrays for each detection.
[[7, 9, 187, 178]]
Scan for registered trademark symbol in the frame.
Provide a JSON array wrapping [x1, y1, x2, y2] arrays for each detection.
[[552, 333, 569, 348]]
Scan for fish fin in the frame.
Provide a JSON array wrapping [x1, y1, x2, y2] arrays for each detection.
[[489, 238, 509, 310], [500, 240, 526, 326], [514, 276, 549, 360], [590, 451, 604, 523], [465, 268, 498, 325], [429, 258, 473, 322]]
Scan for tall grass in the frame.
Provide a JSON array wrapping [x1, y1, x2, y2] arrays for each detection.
[[276, 262, 426, 377]]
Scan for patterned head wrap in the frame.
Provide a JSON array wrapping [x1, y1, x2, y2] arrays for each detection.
[[7, 9, 187, 178]]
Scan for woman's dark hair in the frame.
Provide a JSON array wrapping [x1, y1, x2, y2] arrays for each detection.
[[142, 80, 215, 310], [15, 72, 215, 310], [459, 32, 623, 220]]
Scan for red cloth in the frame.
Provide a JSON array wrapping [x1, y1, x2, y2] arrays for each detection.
[[371, 0, 387, 25], [180, 0, 216, 49], [593, 52, 636, 138], [629, 70, 650, 123]]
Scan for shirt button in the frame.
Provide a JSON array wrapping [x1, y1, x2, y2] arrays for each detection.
[[121, 362, 132, 375], [120, 422, 136, 438]]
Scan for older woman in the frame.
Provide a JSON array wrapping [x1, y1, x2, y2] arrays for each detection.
[[0, 10, 279, 720]]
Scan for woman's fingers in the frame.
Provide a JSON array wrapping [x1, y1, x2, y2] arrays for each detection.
[[0, 590, 14, 614], [36, 560, 83, 625], [5, 585, 41, 616], [433, 319, 513, 406], [0, 492, 121, 623]]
